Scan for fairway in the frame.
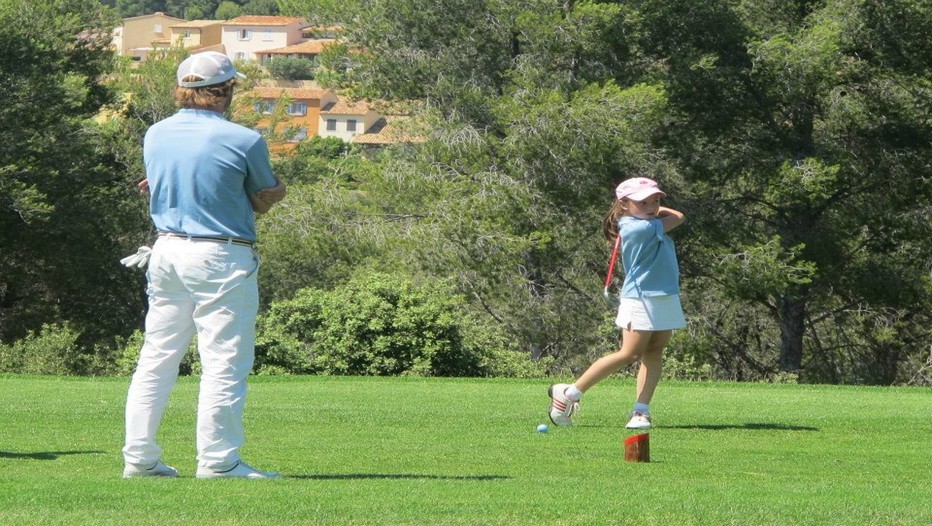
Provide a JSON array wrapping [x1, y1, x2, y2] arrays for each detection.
[[1, 375, 930, 525]]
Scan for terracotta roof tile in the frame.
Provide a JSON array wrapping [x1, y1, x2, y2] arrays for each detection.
[[321, 100, 374, 115], [171, 20, 221, 28], [223, 16, 305, 26], [192, 43, 225, 53], [260, 39, 337, 55], [121, 12, 185, 23], [352, 116, 426, 145], [302, 24, 343, 33], [249, 87, 331, 100]]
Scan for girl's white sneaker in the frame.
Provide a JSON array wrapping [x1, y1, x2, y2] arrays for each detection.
[[625, 412, 652, 429], [548, 384, 579, 427]]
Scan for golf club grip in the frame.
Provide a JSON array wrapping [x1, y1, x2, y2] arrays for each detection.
[[604, 235, 621, 288]]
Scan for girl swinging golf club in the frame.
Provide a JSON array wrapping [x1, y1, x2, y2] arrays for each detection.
[[549, 177, 686, 429]]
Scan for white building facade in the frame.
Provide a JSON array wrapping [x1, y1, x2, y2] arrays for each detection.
[[220, 16, 307, 63]]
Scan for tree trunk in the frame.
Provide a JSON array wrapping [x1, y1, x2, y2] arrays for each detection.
[[779, 294, 806, 372]]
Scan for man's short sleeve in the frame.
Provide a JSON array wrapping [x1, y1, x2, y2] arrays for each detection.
[[243, 136, 276, 194]]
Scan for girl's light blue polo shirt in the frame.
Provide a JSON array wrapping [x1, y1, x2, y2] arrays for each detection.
[[618, 217, 680, 298], [144, 109, 277, 242]]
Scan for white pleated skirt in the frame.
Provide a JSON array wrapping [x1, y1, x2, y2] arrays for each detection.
[[615, 295, 686, 331]]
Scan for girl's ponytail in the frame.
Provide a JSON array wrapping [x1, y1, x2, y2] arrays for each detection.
[[602, 199, 626, 242]]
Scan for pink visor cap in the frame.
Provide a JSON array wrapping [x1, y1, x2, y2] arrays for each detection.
[[176, 51, 245, 88], [615, 177, 667, 201]]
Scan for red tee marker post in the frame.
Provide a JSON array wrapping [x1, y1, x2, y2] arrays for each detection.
[[624, 433, 650, 462]]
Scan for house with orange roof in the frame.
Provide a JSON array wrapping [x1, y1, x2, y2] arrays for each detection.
[[256, 39, 337, 66], [351, 116, 426, 148], [243, 86, 339, 150], [111, 12, 185, 61], [319, 100, 381, 142], [221, 16, 308, 63]]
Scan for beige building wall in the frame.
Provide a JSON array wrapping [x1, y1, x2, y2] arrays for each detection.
[[113, 12, 185, 60], [221, 16, 308, 63], [319, 101, 382, 143], [170, 20, 222, 50]]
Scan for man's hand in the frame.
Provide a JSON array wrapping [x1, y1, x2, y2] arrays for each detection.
[[250, 179, 286, 214], [138, 178, 149, 196]]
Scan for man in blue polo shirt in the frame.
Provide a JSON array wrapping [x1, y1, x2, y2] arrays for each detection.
[[122, 51, 286, 479]]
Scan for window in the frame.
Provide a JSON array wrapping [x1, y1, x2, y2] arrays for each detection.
[[235, 52, 247, 61], [153, 23, 163, 34], [287, 103, 307, 116], [254, 102, 275, 115], [263, 30, 274, 41], [346, 120, 357, 132], [289, 128, 308, 142], [326, 119, 337, 131], [182, 30, 192, 39], [238, 29, 252, 41]]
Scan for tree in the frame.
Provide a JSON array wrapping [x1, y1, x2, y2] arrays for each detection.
[[266, 0, 662, 369], [213, 0, 242, 20], [0, 0, 148, 349], [243, 0, 278, 16], [271, 0, 930, 384], [277, 0, 358, 24], [164, 0, 191, 18], [266, 56, 316, 80], [114, 0, 166, 18], [179, 0, 220, 19], [633, 0, 931, 382]]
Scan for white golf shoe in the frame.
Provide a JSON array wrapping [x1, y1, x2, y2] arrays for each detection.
[[123, 460, 179, 478], [196, 461, 282, 479]]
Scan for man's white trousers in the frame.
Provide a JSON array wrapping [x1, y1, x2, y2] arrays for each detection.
[[123, 236, 259, 470]]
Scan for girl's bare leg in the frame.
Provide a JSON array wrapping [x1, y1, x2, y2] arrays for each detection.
[[574, 328, 653, 392], [635, 330, 672, 405]]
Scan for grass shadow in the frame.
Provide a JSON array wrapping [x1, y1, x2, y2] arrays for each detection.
[[0, 450, 107, 460], [664, 422, 819, 432], [290, 473, 510, 481]]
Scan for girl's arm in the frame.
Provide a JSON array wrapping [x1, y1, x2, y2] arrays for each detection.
[[658, 207, 685, 232]]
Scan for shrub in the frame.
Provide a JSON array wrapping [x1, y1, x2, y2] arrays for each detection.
[[115, 330, 201, 377], [266, 56, 316, 80], [257, 272, 546, 377], [662, 329, 716, 381], [0, 323, 82, 375], [253, 319, 316, 375]]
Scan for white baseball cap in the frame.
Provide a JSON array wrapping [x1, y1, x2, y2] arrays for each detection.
[[176, 51, 245, 88]]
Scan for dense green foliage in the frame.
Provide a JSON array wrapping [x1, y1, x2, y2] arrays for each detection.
[[266, 55, 316, 80], [255, 272, 549, 377], [0, 323, 83, 375], [2, 0, 929, 384], [0, 0, 144, 350], [276, 0, 931, 383], [110, 0, 279, 19], [2, 375, 932, 524]]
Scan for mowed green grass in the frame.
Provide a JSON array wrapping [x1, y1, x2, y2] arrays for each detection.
[[1, 375, 930, 525]]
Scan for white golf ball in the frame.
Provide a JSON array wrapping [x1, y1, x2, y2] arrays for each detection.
[[537, 424, 549, 433]]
